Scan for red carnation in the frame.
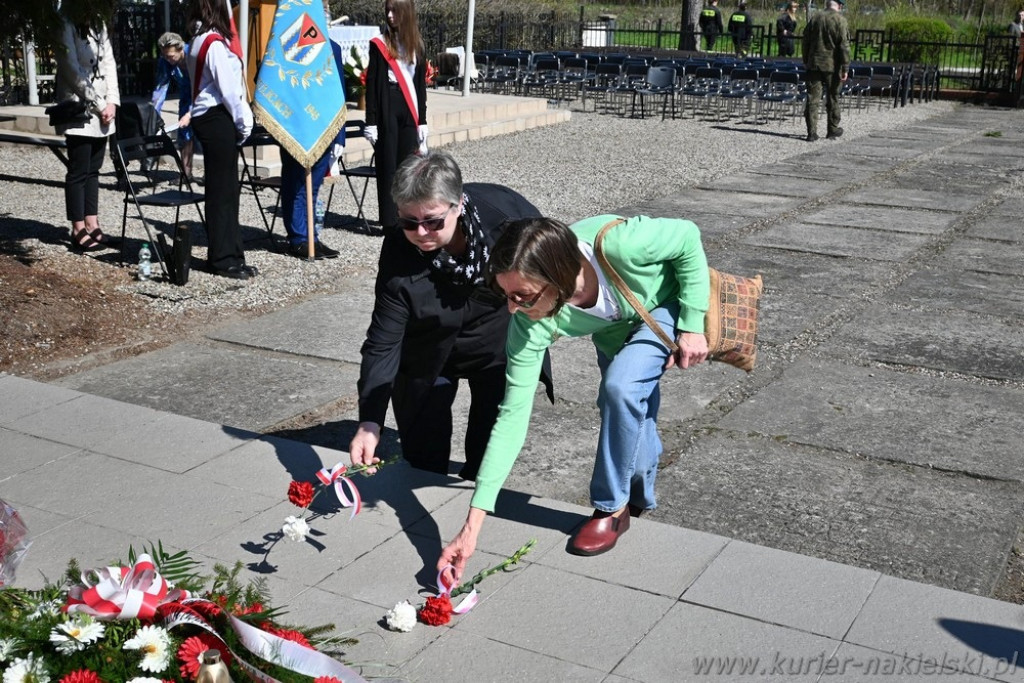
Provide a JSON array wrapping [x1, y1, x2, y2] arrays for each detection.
[[261, 623, 314, 649], [233, 600, 264, 616], [418, 595, 453, 626], [287, 480, 315, 508], [59, 671, 103, 683], [178, 634, 231, 680], [314, 678, 344, 683]]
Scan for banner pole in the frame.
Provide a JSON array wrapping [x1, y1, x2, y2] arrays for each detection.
[[306, 169, 316, 260]]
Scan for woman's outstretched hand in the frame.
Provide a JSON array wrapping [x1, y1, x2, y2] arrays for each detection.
[[666, 331, 709, 370], [437, 507, 487, 584]]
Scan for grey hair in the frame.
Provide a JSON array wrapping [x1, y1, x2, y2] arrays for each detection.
[[157, 32, 185, 50], [391, 151, 463, 208]]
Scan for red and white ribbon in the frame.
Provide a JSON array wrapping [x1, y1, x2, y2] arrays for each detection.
[[436, 565, 478, 615], [316, 462, 362, 520], [65, 553, 189, 620], [164, 600, 367, 683]]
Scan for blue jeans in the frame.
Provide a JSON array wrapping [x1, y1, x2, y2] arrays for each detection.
[[280, 150, 330, 246], [592, 301, 678, 513]]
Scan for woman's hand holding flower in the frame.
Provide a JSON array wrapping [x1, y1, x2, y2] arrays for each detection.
[[349, 422, 382, 473], [437, 507, 487, 583]]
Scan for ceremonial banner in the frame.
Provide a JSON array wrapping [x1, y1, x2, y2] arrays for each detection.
[[252, 0, 346, 168]]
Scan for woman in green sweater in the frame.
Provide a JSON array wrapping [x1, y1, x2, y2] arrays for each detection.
[[438, 215, 710, 575]]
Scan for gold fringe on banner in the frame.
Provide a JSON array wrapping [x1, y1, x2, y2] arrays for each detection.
[[252, 104, 348, 169]]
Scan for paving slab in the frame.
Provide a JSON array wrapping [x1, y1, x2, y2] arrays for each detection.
[[704, 247, 893, 346], [651, 431, 1024, 595], [888, 162, 1017, 195], [683, 540, 879, 639], [742, 221, 930, 261], [744, 161, 869, 182], [801, 204, 960, 234], [455, 562, 675, 672], [930, 235, 1024, 277], [831, 144, 927, 160], [989, 196, 1024, 218], [784, 151, 902, 173], [0, 373, 80, 425], [695, 172, 840, 198], [825, 303, 1024, 380], [965, 213, 1024, 242], [843, 187, 987, 213], [209, 289, 372, 364], [716, 357, 1024, 483], [846, 575, 1024, 682], [618, 187, 805, 219], [615, 602, 838, 682], [0, 427, 81, 480], [893, 267, 1024, 319], [53, 342, 360, 431], [830, 642, 996, 682]]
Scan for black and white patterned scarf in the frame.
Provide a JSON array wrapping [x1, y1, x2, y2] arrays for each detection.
[[429, 193, 490, 286]]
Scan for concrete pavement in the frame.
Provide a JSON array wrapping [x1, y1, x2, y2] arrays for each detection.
[[3, 100, 1024, 681]]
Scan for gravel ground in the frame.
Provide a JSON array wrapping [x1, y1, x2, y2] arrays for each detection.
[[0, 96, 958, 323]]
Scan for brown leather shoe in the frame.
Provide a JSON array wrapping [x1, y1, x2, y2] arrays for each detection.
[[569, 509, 630, 556]]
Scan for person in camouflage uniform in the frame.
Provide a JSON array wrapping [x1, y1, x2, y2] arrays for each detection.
[[802, 0, 850, 141]]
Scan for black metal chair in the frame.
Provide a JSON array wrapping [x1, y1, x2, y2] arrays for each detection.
[[237, 125, 282, 248], [114, 132, 205, 277], [324, 119, 376, 234]]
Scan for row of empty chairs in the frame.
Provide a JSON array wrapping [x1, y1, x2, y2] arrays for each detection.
[[468, 49, 914, 124]]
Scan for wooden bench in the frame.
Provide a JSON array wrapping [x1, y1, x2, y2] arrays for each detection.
[[0, 130, 69, 167]]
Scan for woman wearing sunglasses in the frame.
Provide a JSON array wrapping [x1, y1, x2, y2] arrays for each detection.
[[437, 215, 710, 575], [350, 151, 551, 480]]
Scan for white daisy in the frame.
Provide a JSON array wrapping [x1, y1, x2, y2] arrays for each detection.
[[1, 652, 50, 683], [0, 638, 20, 662], [281, 515, 310, 542], [127, 679, 166, 683], [122, 625, 171, 673], [49, 616, 105, 654], [26, 600, 62, 621]]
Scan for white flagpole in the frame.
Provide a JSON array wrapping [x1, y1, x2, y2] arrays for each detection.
[[462, 0, 475, 97]]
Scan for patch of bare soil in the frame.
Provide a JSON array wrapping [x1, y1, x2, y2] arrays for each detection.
[[0, 248, 211, 380]]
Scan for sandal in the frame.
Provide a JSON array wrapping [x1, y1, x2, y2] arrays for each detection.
[[70, 229, 104, 252], [84, 227, 121, 247]]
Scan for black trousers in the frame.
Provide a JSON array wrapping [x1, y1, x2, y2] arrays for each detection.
[[64, 135, 107, 222], [374, 85, 419, 229], [191, 105, 244, 271], [392, 364, 507, 481]]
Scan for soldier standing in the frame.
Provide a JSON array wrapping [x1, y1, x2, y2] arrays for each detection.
[[802, 0, 850, 142]]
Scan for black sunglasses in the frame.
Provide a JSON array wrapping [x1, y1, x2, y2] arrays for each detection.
[[505, 284, 549, 310], [397, 204, 456, 232]]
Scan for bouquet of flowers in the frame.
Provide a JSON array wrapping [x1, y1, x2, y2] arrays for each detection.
[[0, 542, 365, 683], [0, 499, 31, 587], [342, 45, 368, 98]]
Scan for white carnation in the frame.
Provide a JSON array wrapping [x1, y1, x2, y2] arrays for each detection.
[[282, 515, 310, 542], [384, 600, 417, 632]]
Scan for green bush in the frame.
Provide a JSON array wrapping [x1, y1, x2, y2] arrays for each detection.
[[885, 17, 953, 63]]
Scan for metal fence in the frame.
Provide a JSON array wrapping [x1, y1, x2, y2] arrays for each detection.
[[2, 4, 1020, 104]]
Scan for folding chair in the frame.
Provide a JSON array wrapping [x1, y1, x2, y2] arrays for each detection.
[[324, 119, 376, 234], [238, 125, 282, 248], [114, 132, 205, 277]]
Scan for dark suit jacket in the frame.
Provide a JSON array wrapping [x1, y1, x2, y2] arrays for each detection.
[[357, 183, 551, 426]]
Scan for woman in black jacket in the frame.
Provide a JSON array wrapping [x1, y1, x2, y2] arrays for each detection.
[[776, 3, 799, 58], [350, 151, 550, 480], [363, 0, 428, 232]]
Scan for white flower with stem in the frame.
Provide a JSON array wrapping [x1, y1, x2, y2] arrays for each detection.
[[384, 601, 417, 632], [49, 615, 105, 654], [122, 625, 171, 673], [1, 652, 50, 683], [0, 638, 20, 663], [26, 599, 62, 621], [281, 515, 310, 542]]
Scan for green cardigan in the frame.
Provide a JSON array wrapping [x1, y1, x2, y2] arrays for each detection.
[[470, 214, 710, 512]]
